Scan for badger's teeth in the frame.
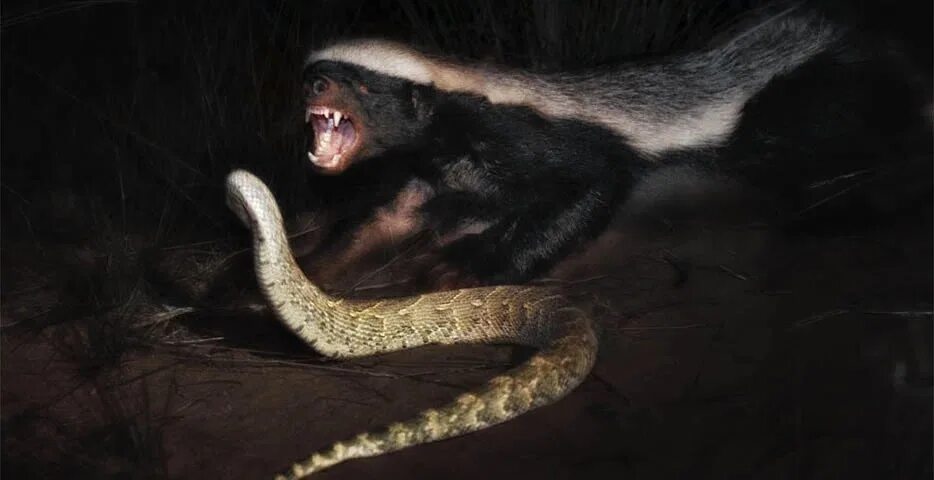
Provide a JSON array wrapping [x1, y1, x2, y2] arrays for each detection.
[[305, 108, 312, 123], [308, 152, 318, 162], [333, 111, 342, 127], [309, 106, 330, 116], [327, 116, 334, 130], [332, 153, 342, 165]]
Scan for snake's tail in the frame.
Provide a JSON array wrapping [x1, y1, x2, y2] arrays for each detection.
[[275, 309, 598, 480]]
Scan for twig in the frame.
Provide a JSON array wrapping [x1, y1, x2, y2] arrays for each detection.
[[1, 0, 137, 30], [717, 264, 749, 281], [160, 336, 225, 345]]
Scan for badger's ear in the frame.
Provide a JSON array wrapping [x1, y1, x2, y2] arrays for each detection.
[[411, 84, 436, 120]]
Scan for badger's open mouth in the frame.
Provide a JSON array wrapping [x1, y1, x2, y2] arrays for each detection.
[[306, 105, 358, 171]]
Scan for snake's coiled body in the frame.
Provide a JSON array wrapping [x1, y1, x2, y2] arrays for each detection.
[[225, 170, 599, 479]]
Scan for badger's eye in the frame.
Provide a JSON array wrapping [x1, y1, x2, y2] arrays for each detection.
[[358, 84, 369, 94]]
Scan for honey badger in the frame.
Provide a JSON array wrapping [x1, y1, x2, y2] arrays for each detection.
[[300, 5, 931, 286], [302, 59, 642, 285]]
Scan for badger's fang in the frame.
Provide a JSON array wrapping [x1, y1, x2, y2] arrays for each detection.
[[307, 106, 357, 169]]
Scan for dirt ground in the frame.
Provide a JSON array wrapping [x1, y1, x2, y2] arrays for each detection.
[[2, 202, 931, 480]]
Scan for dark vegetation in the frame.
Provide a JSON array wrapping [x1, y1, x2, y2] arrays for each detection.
[[1, 1, 931, 479]]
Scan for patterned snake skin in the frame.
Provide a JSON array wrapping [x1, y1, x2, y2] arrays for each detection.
[[225, 170, 599, 479]]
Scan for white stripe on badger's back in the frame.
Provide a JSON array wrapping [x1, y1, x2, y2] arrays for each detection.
[[306, 10, 843, 157], [305, 39, 749, 156], [308, 39, 436, 85]]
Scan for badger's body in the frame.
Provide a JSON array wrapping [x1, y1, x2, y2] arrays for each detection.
[[302, 59, 645, 284], [300, 6, 931, 286]]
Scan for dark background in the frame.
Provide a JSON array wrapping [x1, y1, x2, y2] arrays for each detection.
[[1, 1, 931, 479]]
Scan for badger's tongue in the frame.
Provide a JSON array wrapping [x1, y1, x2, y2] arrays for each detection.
[[309, 115, 355, 168]]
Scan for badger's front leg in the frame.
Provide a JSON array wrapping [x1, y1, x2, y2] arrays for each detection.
[[300, 178, 435, 290]]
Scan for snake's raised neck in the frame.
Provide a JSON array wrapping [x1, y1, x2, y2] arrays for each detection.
[[226, 169, 599, 478]]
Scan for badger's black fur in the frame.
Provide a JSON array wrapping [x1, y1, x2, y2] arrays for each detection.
[[300, 7, 931, 286], [303, 60, 646, 284]]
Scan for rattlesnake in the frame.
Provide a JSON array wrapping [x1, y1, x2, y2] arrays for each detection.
[[225, 170, 600, 479]]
